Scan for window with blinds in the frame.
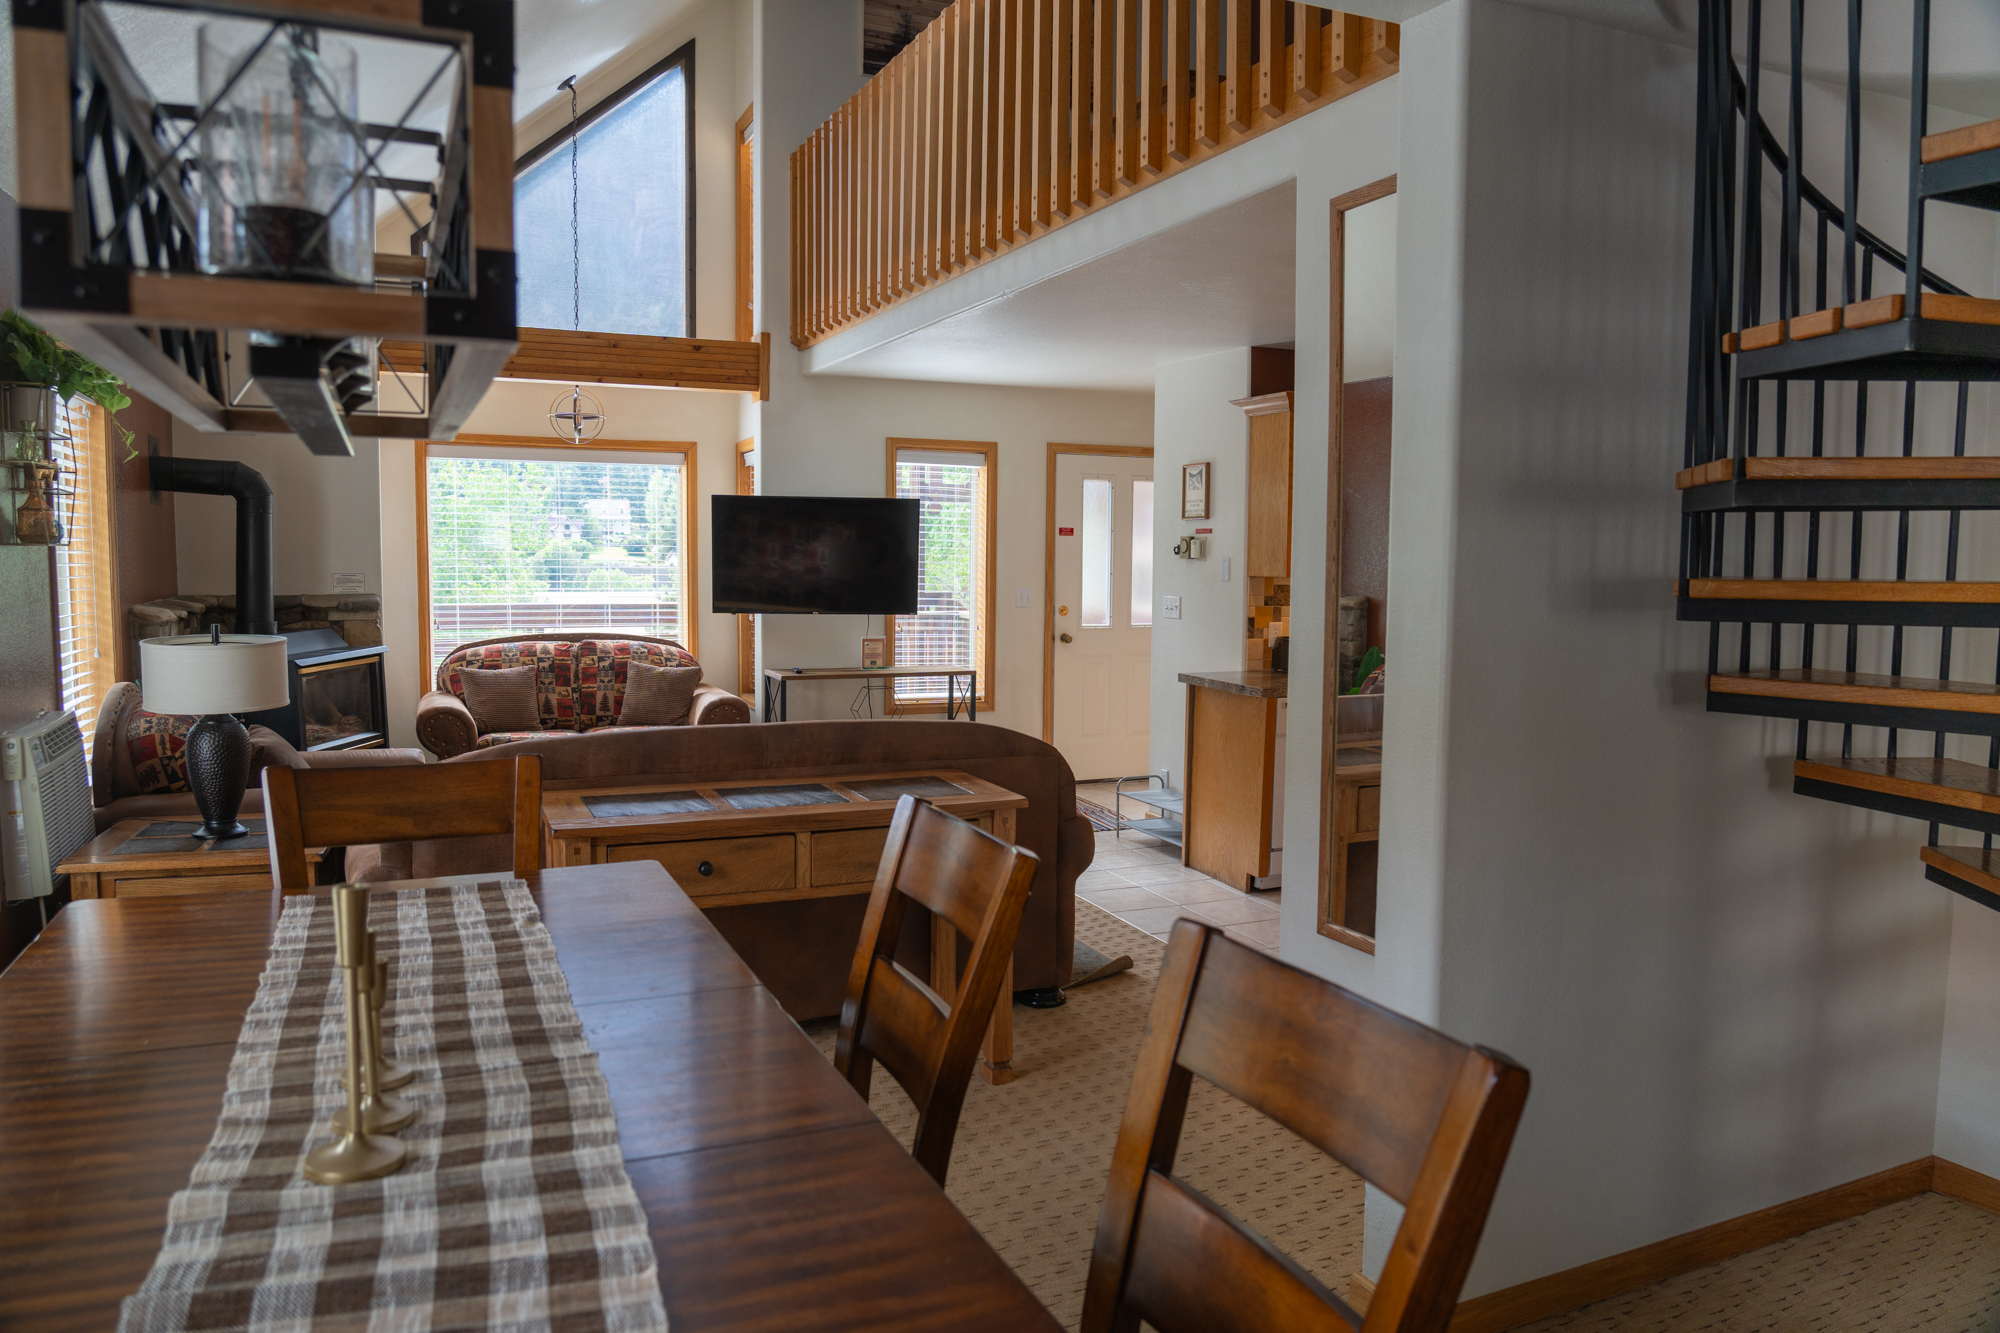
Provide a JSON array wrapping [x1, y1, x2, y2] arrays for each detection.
[[422, 444, 690, 679], [50, 399, 113, 749], [890, 444, 993, 706]]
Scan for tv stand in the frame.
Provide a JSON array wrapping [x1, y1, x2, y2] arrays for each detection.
[[761, 666, 978, 722]]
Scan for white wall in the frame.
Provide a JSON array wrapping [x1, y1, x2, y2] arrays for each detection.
[[171, 429, 384, 596], [376, 381, 748, 750], [1149, 349, 1251, 786], [1936, 897, 2000, 1180], [1365, 0, 1962, 1296]]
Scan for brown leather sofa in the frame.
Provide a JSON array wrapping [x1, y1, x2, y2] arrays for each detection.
[[415, 633, 750, 759], [89, 681, 426, 832], [353, 720, 1094, 1017]]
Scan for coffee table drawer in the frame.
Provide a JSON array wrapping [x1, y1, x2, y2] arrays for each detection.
[[809, 827, 889, 887], [109, 872, 268, 898], [610, 835, 795, 898]]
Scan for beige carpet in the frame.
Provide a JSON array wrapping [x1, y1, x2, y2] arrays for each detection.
[[805, 901, 1365, 1330]]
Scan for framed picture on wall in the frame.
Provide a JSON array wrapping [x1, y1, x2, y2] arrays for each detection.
[[1182, 461, 1210, 520]]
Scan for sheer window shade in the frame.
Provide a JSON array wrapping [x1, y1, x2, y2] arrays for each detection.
[[51, 399, 114, 749], [890, 444, 993, 706], [422, 446, 690, 680]]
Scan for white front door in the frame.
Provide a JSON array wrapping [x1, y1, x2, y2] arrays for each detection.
[[1051, 452, 1154, 782]]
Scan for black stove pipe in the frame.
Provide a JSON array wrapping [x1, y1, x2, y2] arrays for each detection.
[[147, 457, 277, 635]]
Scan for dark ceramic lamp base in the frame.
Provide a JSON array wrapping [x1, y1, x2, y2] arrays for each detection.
[[185, 712, 254, 841]]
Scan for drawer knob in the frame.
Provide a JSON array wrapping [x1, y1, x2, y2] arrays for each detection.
[[697, 860, 714, 877]]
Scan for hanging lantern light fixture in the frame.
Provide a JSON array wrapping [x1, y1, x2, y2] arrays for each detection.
[[549, 74, 605, 445]]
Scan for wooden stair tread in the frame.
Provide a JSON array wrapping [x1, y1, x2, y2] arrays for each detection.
[[1675, 457, 2000, 489], [1919, 844, 2000, 899], [1724, 294, 2000, 347], [1710, 669, 2000, 714], [1796, 757, 2000, 815], [1922, 119, 2000, 165], [1684, 580, 2000, 603]]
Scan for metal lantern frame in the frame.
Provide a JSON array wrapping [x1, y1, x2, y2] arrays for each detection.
[[10, 0, 516, 453]]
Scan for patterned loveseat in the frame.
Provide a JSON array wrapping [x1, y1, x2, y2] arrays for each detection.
[[414, 633, 751, 759]]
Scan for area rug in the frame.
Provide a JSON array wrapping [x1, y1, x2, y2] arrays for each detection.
[[806, 900, 1362, 1330], [1075, 798, 1120, 832], [1070, 938, 1132, 988]]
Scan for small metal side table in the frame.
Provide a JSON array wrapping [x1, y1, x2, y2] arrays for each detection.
[[761, 666, 978, 722]]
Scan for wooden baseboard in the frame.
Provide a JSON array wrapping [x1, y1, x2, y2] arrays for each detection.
[[1344, 1157, 1999, 1332], [1934, 1157, 2000, 1217]]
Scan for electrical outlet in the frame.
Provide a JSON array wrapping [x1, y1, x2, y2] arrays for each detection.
[[1015, 587, 1033, 607], [1163, 595, 1182, 620]]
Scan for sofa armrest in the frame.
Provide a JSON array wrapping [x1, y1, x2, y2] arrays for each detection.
[[303, 747, 428, 770], [417, 690, 479, 758], [689, 685, 752, 726]]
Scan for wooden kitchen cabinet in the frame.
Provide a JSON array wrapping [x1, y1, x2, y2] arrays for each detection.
[[1234, 390, 1294, 579]]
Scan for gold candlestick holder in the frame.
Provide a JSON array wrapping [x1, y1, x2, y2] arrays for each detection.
[[335, 931, 415, 1135], [304, 887, 407, 1185], [345, 954, 414, 1092]]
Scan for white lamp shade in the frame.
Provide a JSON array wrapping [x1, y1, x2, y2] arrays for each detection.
[[140, 634, 292, 714]]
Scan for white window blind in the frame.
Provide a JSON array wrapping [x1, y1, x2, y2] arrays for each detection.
[[424, 446, 689, 678], [892, 450, 989, 702], [50, 398, 112, 749]]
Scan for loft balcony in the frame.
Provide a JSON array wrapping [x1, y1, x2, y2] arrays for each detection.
[[788, 0, 1399, 349]]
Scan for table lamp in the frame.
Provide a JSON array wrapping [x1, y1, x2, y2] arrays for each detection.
[[140, 628, 291, 839]]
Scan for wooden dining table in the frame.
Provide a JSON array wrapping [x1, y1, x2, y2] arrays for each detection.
[[0, 863, 1063, 1332]]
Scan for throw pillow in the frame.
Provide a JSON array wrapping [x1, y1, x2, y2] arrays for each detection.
[[248, 725, 310, 778], [460, 665, 543, 733], [618, 663, 703, 727]]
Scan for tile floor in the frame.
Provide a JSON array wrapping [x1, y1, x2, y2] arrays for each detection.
[[1076, 823, 1282, 956]]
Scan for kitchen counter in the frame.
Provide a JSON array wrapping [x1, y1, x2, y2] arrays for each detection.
[[1178, 670, 1289, 699]]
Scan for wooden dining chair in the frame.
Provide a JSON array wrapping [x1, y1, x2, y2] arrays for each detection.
[[262, 755, 543, 899], [1082, 919, 1531, 1333], [834, 793, 1039, 1188]]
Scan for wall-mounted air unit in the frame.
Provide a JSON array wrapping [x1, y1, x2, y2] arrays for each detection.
[[2, 711, 95, 902]]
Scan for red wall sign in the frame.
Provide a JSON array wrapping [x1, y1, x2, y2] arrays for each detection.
[[1058, 527, 1074, 536], [1195, 528, 1212, 534]]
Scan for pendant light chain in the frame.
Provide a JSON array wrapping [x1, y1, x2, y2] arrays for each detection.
[[548, 74, 603, 445]]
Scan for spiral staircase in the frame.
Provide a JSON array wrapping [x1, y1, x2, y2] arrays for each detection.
[[1677, 0, 2000, 911]]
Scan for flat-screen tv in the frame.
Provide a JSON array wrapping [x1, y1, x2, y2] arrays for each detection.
[[711, 495, 920, 615]]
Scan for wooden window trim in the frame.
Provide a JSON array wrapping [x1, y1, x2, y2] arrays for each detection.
[[736, 104, 756, 343], [1319, 173, 1395, 956], [885, 436, 998, 713], [414, 434, 699, 698]]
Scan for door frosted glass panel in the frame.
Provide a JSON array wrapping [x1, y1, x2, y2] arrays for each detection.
[[1130, 478, 1153, 627], [1081, 477, 1113, 627], [516, 64, 689, 337]]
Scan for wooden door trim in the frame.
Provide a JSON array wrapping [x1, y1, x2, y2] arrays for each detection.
[[1042, 442, 1156, 742], [1320, 173, 1395, 951], [735, 437, 755, 697]]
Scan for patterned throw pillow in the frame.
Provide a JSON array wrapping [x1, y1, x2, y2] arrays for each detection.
[[460, 665, 543, 734], [439, 641, 577, 731], [127, 711, 192, 794], [575, 639, 701, 728], [617, 663, 703, 727]]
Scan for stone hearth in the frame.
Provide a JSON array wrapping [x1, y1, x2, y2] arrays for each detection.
[[130, 593, 383, 648]]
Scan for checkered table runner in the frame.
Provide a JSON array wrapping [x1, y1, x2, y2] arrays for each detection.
[[119, 880, 669, 1333]]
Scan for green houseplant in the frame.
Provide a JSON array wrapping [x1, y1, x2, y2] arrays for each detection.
[[0, 309, 137, 455]]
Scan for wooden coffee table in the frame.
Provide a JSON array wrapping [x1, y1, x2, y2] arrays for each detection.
[[543, 769, 1027, 1081], [60, 818, 322, 900]]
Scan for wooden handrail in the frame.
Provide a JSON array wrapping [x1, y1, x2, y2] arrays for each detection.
[[790, 0, 1398, 347]]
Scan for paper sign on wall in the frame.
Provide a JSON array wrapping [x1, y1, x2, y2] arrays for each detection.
[[333, 572, 366, 593]]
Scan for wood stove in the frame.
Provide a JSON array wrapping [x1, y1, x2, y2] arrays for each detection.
[[246, 628, 388, 751]]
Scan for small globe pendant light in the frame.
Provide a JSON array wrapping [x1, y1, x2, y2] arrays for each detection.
[[550, 73, 605, 445]]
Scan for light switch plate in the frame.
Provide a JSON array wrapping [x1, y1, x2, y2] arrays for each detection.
[[1163, 595, 1182, 620], [1015, 587, 1033, 607]]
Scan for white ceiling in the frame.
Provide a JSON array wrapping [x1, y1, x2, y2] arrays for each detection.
[[816, 182, 1301, 391], [513, 0, 705, 127]]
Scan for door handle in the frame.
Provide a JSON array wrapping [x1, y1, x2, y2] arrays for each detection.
[[1058, 633, 1073, 643]]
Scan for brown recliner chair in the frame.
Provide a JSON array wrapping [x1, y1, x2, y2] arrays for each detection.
[[89, 681, 426, 832], [354, 720, 1094, 1018], [415, 632, 751, 759]]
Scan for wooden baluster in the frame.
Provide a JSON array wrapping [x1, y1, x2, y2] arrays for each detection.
[[888, 62, 903, 300], [789, 146, 802, 344], [999, 0, 1021, 244], [1292, 1, 1321, 103], [1115, 0, 1140, 185], [810, 128, 824, 336], [1330, 10, 1365, 85], [1093, 0, 1116, 196], [1195, 0, 1221, 147], [1165, 0, 1191, 161], [1258, 0, 1284, 118], [949, 4, 969, 270], [1048, 0, 1073, 219], [861, 82, 877, 311], [1070, 0, 1093, 209], [1029, 0, 1055, 230], [1225, 0, 1250, 132], [916, 24, 934, 283], [832, 109, 846, 325], [974, 0, 997, 255], [1369, 18, 1399, 68], [1140, 0, 1165, 175]]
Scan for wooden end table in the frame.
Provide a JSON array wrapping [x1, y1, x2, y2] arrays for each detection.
[[543, 768, 1026, 1082], [60, 818, 322, 900]]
